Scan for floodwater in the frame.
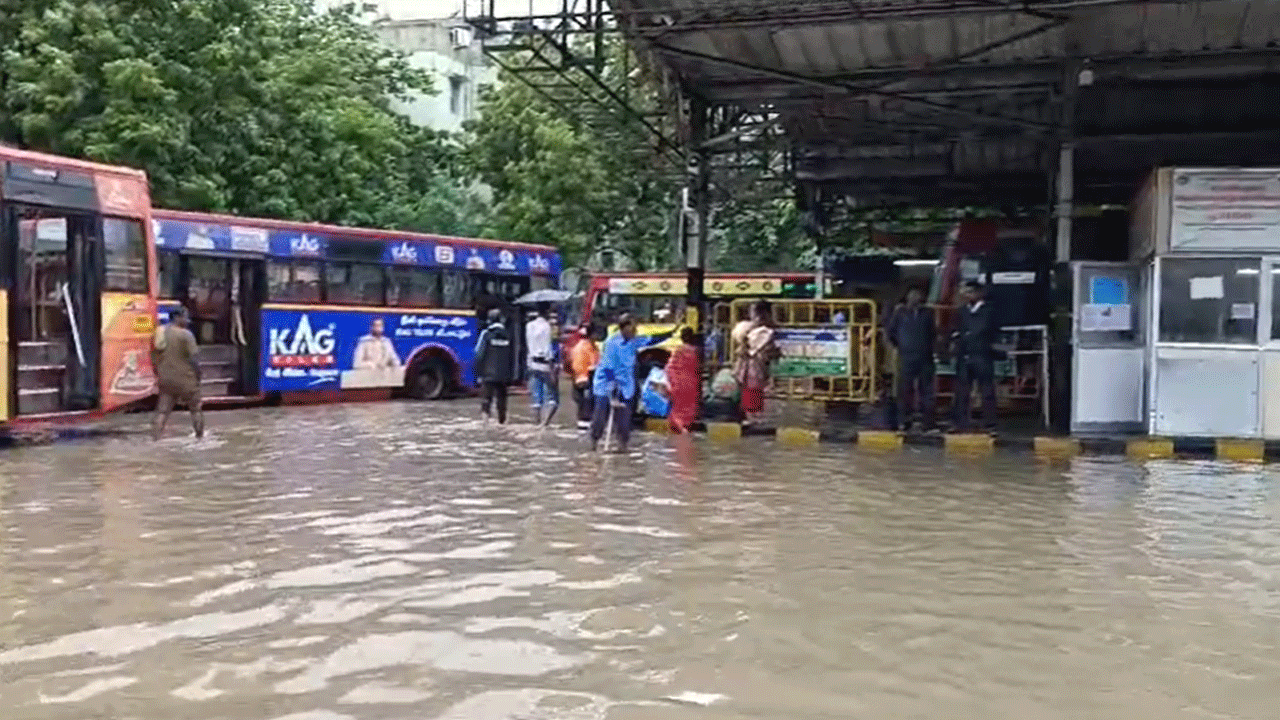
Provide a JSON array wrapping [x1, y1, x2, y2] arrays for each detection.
[[2, 403, 1279, 720]]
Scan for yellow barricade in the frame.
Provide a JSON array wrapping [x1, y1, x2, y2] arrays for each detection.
[[714, 299, 878, 404]]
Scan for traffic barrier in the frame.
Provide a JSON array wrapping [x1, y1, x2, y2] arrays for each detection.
[[716, 299, 879, 404], [1125, 438, 1174, 459], [1215, 438, 1264, 463], [776, 426, 820, 446]]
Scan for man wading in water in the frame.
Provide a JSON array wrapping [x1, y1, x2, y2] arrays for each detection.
[[151, 306, 205, 440]]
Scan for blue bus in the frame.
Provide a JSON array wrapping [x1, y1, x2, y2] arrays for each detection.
[[151, 209, 561, 405]]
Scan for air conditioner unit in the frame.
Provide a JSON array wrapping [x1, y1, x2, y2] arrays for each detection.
[[450, 27, 471, 48]]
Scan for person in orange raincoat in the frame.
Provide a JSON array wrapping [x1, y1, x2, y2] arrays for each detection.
[[664, 327, 701, 434], [569, 323, 603, 430]]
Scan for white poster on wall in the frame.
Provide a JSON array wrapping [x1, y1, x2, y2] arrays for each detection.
[[1170, 169, 1280, 251]]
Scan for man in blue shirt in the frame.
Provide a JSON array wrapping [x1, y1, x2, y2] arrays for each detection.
[[590, 314, 642, 452]]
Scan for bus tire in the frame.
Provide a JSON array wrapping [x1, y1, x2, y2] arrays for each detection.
[[407, 353, 455, 401]]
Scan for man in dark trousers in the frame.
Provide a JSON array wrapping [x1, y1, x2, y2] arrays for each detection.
[[886, 286, 936, 431], [952, 280, 998, 432], [473, 308, 516, 424]]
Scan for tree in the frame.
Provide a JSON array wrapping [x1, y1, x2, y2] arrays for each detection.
[[465, 34, 823, 271], [464, 35, 692, 270], [0, 0, 470, 232]]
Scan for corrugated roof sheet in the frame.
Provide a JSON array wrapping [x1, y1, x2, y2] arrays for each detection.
[[609, 0, 1280, 204]]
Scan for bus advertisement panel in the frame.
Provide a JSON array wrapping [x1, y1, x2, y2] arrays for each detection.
[[258, 306, 478, 392], [152, 209, 559, 403]]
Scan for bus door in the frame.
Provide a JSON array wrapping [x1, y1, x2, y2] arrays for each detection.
[[473, 272, 531, 384], [7, 204, 104, 415], [175, 253, 265, 398], [233, 258, 266, 395]]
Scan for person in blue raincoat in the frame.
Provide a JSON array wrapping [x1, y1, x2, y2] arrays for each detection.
[[590, 313, 643, 452]]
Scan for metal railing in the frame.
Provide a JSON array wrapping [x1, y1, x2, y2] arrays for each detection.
[[712, 299, 878, 403]]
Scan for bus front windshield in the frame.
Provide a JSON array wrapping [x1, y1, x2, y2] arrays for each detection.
[[594, 292, 687, 324]]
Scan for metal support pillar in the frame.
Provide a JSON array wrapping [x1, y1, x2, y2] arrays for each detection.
[[1049, 62, 1080, 435], [686, 96, 710, 345], [1055, 143, 1075, 263]]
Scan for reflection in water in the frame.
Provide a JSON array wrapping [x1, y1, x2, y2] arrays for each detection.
[[1, 403, 1279, 719]]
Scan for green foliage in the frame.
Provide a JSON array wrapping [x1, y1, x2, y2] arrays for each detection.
[[0, 0, 468, 233]]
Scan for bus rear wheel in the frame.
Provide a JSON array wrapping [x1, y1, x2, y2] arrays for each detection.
[[410, 361, 448, 400]]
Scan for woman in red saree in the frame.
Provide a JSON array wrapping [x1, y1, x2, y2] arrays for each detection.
[[664, 327, 701, 433]]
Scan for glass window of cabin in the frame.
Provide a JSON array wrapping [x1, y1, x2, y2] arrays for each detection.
[[103, 216, 148, 292], [325, 262, 385, 305], [388, 266, 441, 307], [1158, 257, 1260, 344], [157, 250, 180, 299], [267, 259, 322, 302]]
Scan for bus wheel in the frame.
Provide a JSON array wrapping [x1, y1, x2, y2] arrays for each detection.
[[411, 360, 448, 400]]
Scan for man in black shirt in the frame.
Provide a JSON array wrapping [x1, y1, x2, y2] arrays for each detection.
[[473, 308, 516, 424], [886, 286, 936, 431], [952, 281, 998, 431]]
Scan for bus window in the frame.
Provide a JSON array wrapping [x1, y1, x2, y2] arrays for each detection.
[[157, 250, 180, 299], [442, 270, 471, 309], [325, 261, 384, 305], [597, 292, 685, 323], [267, 259, 322, 302], [103, 217, 148, 292], [388, 266, 441, 307]]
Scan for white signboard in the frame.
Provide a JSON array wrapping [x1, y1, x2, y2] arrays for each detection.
[[1170, 169, 1280, 251]]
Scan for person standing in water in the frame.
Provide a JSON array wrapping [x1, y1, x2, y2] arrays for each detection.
[[663, 327, 701, 434], [151, 305, 204, 440], [591, 314, 642, 452], [474, 308, 516, 424], [570, 322, 603, 430], [525, 302, 559, 426], [886, 285, 937, 432], [732, 300, 779, 426]]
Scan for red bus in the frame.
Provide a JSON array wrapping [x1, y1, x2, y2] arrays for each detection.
[[1, 146, 159, 427]]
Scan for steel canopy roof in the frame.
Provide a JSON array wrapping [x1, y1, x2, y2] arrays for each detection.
[[610, 0, 1280, 206]]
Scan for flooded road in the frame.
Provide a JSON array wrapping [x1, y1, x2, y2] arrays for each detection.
[[2, 402, 1279, 719]]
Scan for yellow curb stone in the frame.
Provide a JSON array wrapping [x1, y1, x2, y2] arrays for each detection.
[[1126, 438, 1174, 459], [776, 426, 820, 446], [944, 433, 995, 454], [1033, 437, 1080, 457], [857, 431, 904, 450], [644, 417, 669, 434], [706, 422, 742, 442], [1216, 438, 1265, 463]]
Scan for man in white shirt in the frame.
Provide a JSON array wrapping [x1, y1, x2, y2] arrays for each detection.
[[525, 302, 559, 426]]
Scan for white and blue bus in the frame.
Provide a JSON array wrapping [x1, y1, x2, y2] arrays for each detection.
[[151, 209, 560, 406]]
